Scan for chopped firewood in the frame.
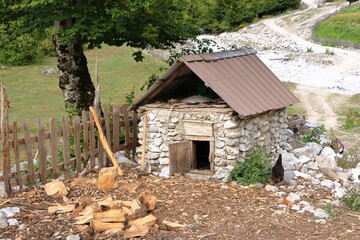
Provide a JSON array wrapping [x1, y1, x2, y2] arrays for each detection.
[[93, 209, 127, 223], [92, 221, 124, 233], [75, 203, 98, 224], [75, 212, 94, 225], [123, 223, 149, 239], [48, 204, 75, 214], [129, 214, 157, 227], [96, 195, 118, 209], [161, 220, 186, 231], [97, 167, 119, 190], [104, 227, 124, 236], [129, 199, 147, 220], [70, 177, 97, 187], [138, 190, 157, 211], [121, 201, 132, 208], [75, 225, 93, 235], [44, 180, 68, 198], [122, 206, 134, 216], [118, 182, 140, 193]]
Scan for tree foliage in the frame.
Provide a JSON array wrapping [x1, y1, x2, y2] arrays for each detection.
[[186, 0, 301, 33], [0, 0, 198, 111]]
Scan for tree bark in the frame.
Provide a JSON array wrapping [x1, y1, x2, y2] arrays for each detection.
[[53, 19, 95, 112]]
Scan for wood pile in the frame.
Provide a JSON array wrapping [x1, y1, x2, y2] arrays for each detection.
[[44, 167, 186, 238]]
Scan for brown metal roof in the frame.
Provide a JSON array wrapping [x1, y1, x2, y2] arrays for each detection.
[[131, 48, 299, 116]]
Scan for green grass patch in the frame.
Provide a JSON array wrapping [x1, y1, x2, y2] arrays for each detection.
[[0, 45, 166, 121], [315, 5, 360, 43]]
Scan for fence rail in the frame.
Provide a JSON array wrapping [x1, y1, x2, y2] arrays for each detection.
[[1, 83, 138, 196]]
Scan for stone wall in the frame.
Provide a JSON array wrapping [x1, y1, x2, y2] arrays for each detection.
[[137, 104, 288, 179]]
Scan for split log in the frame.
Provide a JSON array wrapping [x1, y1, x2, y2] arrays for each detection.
[[97, 167, 119, 190], [129, 199, 147, 220], [44, 180, 68, 198], [75, 203, 98, 225], [93, 221, 124, 233], [138, 190, 157, 211], [48, 204, 75, 214], [161, 220, 186, 231], [123, 224, 149, 239], [93, 209, 127, 223], [129, 214, 157, 227]]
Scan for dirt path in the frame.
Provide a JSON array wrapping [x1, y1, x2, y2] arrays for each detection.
[[294, 85, 339, 129]]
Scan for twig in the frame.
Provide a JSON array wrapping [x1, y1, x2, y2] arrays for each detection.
[[8, 201, 48, 210], [347, 213, 360, 218], [0, 199, 11, 206]]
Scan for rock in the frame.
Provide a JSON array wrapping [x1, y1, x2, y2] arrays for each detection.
[[149, 145, 161, 153], [284, 171, 296, 181], [315, 219, 327, 224], [265, 185, 278, 192], [291, 204, 301, 211], [314, 208, 329, 219], [115, 151, 137, 167], [320, 179, 334, 189], [333, 186, 346, 199], [147, 152, 160, 159], [153, 138, 163, 146], [286, 193, 301, 203], [280, 142, 293, 151], [320, 167, 337, 180], [212, 168, 230, 180], [226, 132, 241, 139], [220, 185, 229, 190], [292, 142, 322, 158], [7, 218, 19, 226], [66, 235, 81, 240], [224, 120, 237, 129], [336, 172, 350, 181], [319, 135, 329, 145], [281, 152, 297, 170], [0, 211, 8, 228], [311, 179, 320, 185], [316, 156, 337, 172], [158, 166, 170, 178], [293, 171, 311, 179], [216, 141, 225, 149], [350, 168, 360, 181], [304, 121, 318, 128], [0, 207, 20, 218], [274, 192, 286, 197]]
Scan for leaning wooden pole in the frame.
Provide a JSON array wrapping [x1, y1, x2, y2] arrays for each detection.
[[1, 82, 11, 196], [89, 106, 124, 176], [140, 114, 148, 171]]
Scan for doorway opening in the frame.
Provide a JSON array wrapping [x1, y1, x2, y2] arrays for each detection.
[[194, 141, 210, 170]]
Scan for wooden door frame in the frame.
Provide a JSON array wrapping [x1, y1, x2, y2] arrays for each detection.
[[185, 136, 215, 173]]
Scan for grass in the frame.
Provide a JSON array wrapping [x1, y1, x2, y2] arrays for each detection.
[[315, 4, 360, 43], [283, 82, 307, 116], [0, 45, 166, 121]]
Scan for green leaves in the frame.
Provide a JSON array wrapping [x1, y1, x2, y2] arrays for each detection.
[[228, 147, 272, 186]]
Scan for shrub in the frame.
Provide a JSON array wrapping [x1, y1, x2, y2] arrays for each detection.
[[341, 109, 360, 129], [228, 147, 272, 185], [342, 189, 360, 211], [301, 125, 325, 144]]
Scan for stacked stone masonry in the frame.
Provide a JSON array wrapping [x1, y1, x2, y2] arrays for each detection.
[[137, 104, 288, 179]]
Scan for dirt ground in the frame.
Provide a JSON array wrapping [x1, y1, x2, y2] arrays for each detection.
[[1, 168, 359, 240]]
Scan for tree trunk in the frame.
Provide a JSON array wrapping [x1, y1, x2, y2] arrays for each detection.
[[53, 19, 95, 112]]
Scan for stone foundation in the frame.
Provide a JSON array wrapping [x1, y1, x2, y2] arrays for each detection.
[[137, 103, 288, 179]]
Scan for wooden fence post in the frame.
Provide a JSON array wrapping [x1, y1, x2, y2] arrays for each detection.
[[37, 119, 47, 183], [1, 82, 11, 196], [132, 110, 138, 159], [122, 104, 130, 157]]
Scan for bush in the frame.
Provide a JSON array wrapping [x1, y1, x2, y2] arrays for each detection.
[[341, 109, 360, 129], [228, 147, 272, 185], [0, 32, 43, 65], [301, 125, 325, 144], [342, 189, 360, 211]]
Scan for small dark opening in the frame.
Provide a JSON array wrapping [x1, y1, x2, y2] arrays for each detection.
[[195, 141, 210, 170]]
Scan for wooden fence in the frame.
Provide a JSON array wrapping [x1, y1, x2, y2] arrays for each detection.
[[0, 83, 138, 196]]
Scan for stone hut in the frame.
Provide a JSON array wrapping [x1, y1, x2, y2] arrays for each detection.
[[131, 48, 299, 179]]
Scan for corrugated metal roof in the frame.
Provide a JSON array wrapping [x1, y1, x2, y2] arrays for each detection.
[[131, 48, 299, 116]]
